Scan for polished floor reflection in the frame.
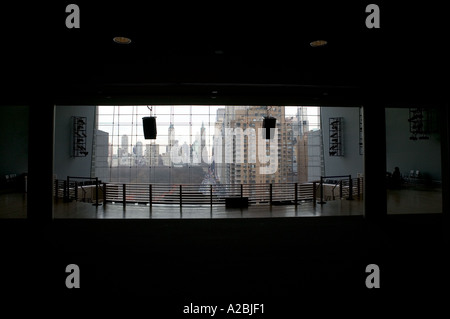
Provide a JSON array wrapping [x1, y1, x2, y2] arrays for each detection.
[[387, 186, 442, 214], [52, 197, 364, 219], [0, 192, 27, 218], [0, 185, 443, 218]]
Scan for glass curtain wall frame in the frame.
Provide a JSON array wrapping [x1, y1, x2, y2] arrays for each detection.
[[94, 105, 323, 186]]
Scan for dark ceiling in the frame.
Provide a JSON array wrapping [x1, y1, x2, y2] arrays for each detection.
[[2, 1, 448, 105]]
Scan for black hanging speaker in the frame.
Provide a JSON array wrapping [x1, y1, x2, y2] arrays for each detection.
[[262, 117, 276, 139], [142, 116, 157, 139]]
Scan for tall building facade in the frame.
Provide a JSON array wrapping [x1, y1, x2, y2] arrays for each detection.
[[145, 143, 160, 166], [120, 134, 129, 155], [292, 107, 324, 183], [214, 106, 295, 185]]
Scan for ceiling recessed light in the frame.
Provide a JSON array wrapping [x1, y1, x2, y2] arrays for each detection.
[[310, 40, 327, 47], [113, 36, 132, 44]]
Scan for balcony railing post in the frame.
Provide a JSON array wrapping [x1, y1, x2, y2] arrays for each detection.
[[65, 176, 70, 201], [95, 177, 99, 206], [357, 177, 361, 198], [92, 177, 101, 206], [54, 179, 59, 200], [318, 177, 326, 204], [149, 184, 152, 208], [348, 175, 354, 200], [63, 180, 67, 201], [123, 184, 126, 207], [103, 183, 107, 204], [210, 185, 213, 207], [180, 185, 182, 207], [240, 184, 243, 198], [269, 183, 273, 205], [295, 183, 298, 206], [313, 182, 316, 206]]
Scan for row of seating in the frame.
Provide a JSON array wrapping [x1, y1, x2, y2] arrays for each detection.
[[403, 170, 423, 184], [408, 170, 421, 179], [3, 174, 17, 183]]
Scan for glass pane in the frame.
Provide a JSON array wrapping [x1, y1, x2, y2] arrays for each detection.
[[94, 105, 328, 187], [385, 108, 442, 214]]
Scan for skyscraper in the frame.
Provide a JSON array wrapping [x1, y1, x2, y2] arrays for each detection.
[[162, 124, 176, 166], [213, 106, 295, 185], [213, 108, 226, 182], [200, 122, 208, 163], [121, 134, 129, 154], [293, 106, 310, 137], [145, 143, 160, 166], [134, 141, 143, 157]]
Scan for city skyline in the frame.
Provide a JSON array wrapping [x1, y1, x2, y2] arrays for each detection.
[[97, 105, 320, 155], [94, 105, 323, 184]]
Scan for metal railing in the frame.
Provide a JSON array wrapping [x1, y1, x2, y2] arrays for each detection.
[[102, 182, 316, 207], [316, 175, 363, 204], [54, 176, 102, 206], [54, 177, 363, 208]]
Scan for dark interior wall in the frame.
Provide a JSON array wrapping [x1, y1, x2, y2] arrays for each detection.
[[386, 108, 441, 181], [54, 105, 96, 179], [0, 106, 29, 176]]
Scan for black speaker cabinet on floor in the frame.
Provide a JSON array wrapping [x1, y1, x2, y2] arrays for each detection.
[[225, 197, 249, 208], [142, 116, 157, 139], [262, 116, 276, 139]]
